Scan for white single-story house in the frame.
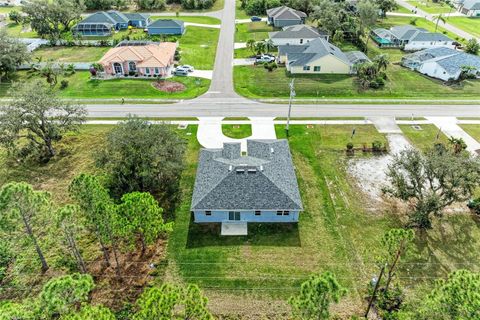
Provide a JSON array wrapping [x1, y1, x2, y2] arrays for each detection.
[[460, 0, 480, 16], [190, 140, 303, 235], [268, 24, 329, 46], [402, 47, 480, 81]]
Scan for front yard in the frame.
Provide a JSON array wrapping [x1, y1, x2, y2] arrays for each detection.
[[179, 26, 219, 69], [32, 46, 110, 62], [459, 124, 480, 141], [233, 65, 480, 100], [406, 0, 454, 14], [399, 124, 449, 152], [235, 21, 275, 42], [0, 71, 210, 99], [446, 17, 480, 38]]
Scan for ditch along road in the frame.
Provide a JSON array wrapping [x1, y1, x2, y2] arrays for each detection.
[[82, 0, 480, 117]]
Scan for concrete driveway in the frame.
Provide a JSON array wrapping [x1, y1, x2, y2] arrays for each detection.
[[197, 117, 276, 151], [233, 58, 255, 66], [427, 117, 480, 155]]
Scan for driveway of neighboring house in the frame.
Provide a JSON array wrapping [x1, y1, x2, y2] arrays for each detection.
[[184, 22, 221, 29], [427, 116, 480, 155], [197, 117, 276, 151], [233, 58, 255, 66]]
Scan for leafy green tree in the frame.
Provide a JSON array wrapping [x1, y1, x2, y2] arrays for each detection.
[[374, 0, 397, 17], [289, 272, 347, 320], [22, 0, 84, 42], [62, 304, 116, 320], [69, 174, 122, 277], [465, 38, 480, 55], [56, 205, 87, 273], [416, 269, 480, 319], [0, 80, 86, 162], [254, 40, 267, 54], [311, 0, 344, 37], [384, 146, 480, 228], [133, 0, 166, 10], [0, 182, 50, 272], [0, 30, 30, 82], [0, 242, 11, 284], [117, 192, 173, 255], [8, 10, 23, 24], [246, 38, 256, 55], [134, 283, 213, 320], [0, 301, 35, 319], [83, 0, 127, 10], [30, 60, 67, 87], [373, 54, 390, 71], [95, 117, 186, 212], [357, 0, 378, 52], [37, 273, 95, 318]]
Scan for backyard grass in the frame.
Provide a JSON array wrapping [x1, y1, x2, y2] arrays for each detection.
[[399, 124, 449, 152], [406, 0, 454, 14], [233, 65, 480, 99], [459, 124, 480, 142], [235, 21, 275, 42], [5, 22, 38, 38], [33, 46, 110, 62], [179, 26, 219, 69], [221, 124, 252, 138], [150, 15, 221, 25], [0, 71, 211, 99], [447, 17, 480, 38]]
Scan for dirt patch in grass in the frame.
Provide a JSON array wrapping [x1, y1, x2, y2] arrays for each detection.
[[152, 80, 186, 93], [89, 238, 168, 310]]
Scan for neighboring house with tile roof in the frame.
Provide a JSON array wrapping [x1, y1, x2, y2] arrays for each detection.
[[460, 0, 480, 16], [268, 24, 329, 46], [371, 25, 456, 51], [73, 11, 150, 36], [401, 47, 480, 81], [266, 6, 307, 27], [147, 19, 185, 35], [191, 140, 303, 234], [278, 38, 366, 74], [99, 42, 177, 77]]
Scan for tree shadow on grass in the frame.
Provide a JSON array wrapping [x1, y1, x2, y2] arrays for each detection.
[[186, 220, 301, 248]]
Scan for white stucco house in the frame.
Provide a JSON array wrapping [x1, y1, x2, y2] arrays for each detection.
[[460, 0, 480, 16]]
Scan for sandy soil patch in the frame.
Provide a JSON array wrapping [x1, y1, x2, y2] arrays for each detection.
[[152, 80, 186, 93]]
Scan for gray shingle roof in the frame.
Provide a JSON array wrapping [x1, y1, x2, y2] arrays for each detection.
[[269, 25, 326, 39], [410, 32, 453, 42], [78, 11, 149, 26], [266, 6, 307, 20], [278, 44, 309, 56], [462, 0, 480, 10], [287, 38, 351, 66], [403, 47, 458, 62], [124, 13, 150, 21], [147, 19, 184, 28], [436, 51, 480, 74], [191, 140, 303, 211]]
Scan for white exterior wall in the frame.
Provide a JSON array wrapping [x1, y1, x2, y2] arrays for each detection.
[[465, 9, 480, 16], [418, 61, 459, 81], [193, 210, 300, 223], [287, 55, 352, 74], [271, 37, 320, 46], [404, 41, 456, 51]]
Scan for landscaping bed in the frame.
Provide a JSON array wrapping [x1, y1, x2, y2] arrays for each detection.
[[152, 80, 186, 92]]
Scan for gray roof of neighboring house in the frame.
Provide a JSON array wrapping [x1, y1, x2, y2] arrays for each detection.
[[410, 31, 453, 42], [266, 6, 307, 20], [462, 0, 480, 10], [345, 51, 371, 64], [278, 44, 309, 56], [191, 140, 303, 211], [403, 47, 459, 62], [374, 25, 454, 43], [435, 51, 480, 74], [372, 28, 394, 39], [124, 13, 150, 21], [78, 11, 149, 26], [287, 38, 351, 66], [147, 19, 184, 28], [390, 25, 425, 40], [269, 24, 327, 39]]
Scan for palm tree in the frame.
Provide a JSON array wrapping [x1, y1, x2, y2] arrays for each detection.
[[255, 41, 266, 55], [373, 54, 390, 71], [246, 39, 256, 55], [434, 14, 446, 32], [265, 39, 275, 54], [448, 136, 466, 154]]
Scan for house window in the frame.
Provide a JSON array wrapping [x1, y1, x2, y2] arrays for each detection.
[[145, 68, 150, 74], [277, 210, 282, 215], [303, 66, 310, 71], [205, 211, 211, 216], [314, 66, 321, 72], [255, 211, 261, 216], [128, 61, 136, 72], [283, 211, 290, 216], [300, 39, 303, 44], [154, 67, 159, 74]]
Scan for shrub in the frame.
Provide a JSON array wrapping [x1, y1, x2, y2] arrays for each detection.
[[60, 80, 69, 89], [9, 10, 23, 24], [129, 70, 136, 76], [264, 62, 277, 72], [467, 198, 480, 214], [372, 140, 383, 152], [346, 142, 354, 150]]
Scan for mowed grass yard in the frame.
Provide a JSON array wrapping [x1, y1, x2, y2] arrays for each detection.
[[33, 46, 110, 62], [233, 65, 480, 99], [221, 124, 252, 138], [0, 71, 210, 99], [406, 0, 454, 13], [180, 26, 219, 69], [399, 124, 449, 152], [460, 124, 480, 142], [150, 15, 221, 25], [235, 21, 275, 42], [447, 17, 480, 38]]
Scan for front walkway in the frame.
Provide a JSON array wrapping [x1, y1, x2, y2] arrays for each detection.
[[196, 117, 276, 151], [427, 117, 480, 155]]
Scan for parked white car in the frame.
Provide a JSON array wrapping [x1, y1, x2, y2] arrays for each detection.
[[178, 65, 195, 72], [255, 55, 275, 64]]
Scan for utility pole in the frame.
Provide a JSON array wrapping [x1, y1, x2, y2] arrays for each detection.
[[364, 263, 386, 318], [285, 78, 295, 138]]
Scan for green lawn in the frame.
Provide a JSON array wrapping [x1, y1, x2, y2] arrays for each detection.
[[0, 71, 210, 99], [0, 5, 20, 13], [459, 124, 480, 142], [399, 124, 449, 152], [393, 5, 415, 13], [179, 26, 219, 69], [33, 46, 110, 62], [235, 21, 275, 42], [406, 0, 454, 14], [5, 22, 38, 38], [235, 0, 252, 20], [150, 15, 221, 25], [233, 65, 480, 99], [221, 124, 252, 138], [447, 17, 480, 38]]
